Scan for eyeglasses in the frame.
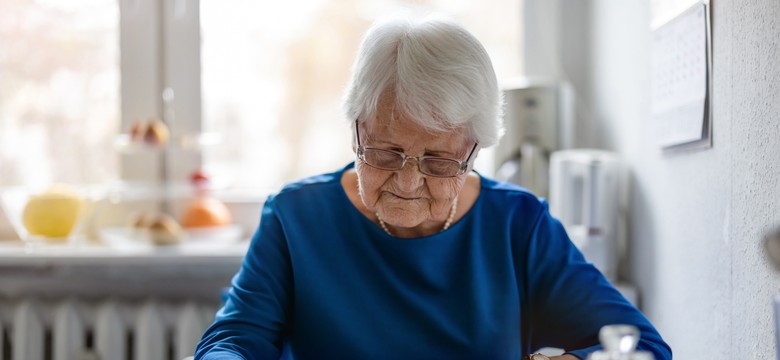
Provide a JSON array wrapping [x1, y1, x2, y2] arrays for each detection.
[[355, 119, 478, 178]]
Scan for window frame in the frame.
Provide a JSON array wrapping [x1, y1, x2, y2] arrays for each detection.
[[119, 0, 202, 184], [119, 0, 524, 185]]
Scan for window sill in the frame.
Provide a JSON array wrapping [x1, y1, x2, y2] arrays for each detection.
[[0, 239, 247, 301]]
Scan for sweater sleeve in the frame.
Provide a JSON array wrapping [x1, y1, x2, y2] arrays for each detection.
[[521, 202, 672, 360], [195, 195, 293, 360]]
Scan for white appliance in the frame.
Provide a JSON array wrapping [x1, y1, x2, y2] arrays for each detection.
[[549, 149, 623, 282], [494, 77, 573, 198]]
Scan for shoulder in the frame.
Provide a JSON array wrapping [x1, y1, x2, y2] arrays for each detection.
[[277, 164, 350, 195], [463, 174, 554, 243], [477, 174, 549, 215], [267, 164, 352, 210]]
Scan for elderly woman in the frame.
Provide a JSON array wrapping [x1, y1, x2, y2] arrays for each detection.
[[195, 17, 672, 360]]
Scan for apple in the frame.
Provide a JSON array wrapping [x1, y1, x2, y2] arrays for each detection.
[[143, 119, 170, 146], [129, 119, 147, 142], [190, 169, 210, 189]]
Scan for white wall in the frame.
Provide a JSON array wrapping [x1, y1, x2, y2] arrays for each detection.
[[525, 0, 780, 357]]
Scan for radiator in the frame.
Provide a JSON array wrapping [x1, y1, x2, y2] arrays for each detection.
[[0, 298, 217, 360]]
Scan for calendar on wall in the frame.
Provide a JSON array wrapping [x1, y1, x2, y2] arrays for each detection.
[[651, 1, 712, 151]]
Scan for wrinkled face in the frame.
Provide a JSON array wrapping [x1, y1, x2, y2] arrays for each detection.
[[355, 96, 476, 231]]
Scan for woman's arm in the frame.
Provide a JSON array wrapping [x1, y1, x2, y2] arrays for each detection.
[[195, 196, 293, 360], [519, 202, 672, 360]]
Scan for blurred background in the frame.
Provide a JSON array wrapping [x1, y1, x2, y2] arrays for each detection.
[[0, 0, 521, 189]]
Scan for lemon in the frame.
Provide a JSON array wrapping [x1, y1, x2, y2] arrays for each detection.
[[22, 186, 85, 239]]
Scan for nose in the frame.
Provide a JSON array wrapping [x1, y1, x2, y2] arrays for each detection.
[[393, 158, 425, 191]]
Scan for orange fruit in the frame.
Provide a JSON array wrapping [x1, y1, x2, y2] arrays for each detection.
[[181, 196, 232, 228]]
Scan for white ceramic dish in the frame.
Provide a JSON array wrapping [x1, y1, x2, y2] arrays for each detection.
[[99, 224, 243, 251]]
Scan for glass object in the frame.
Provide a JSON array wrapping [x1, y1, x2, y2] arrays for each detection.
[[355, 119, 477, 177], [200, 0, 521, 188], [0, 185, 104, 251], [91, 186, 251, 252], [587, 325, 654, 360]]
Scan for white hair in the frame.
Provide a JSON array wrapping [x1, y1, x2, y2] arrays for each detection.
[[342, 16, 504, 148]]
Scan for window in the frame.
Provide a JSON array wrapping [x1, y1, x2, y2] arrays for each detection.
[[0, 0, 521, 240], [200, 0, 522, 190], [0, 0, 521, 190], [0, 0, 120, 187]]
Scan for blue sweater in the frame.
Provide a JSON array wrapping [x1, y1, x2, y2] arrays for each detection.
[[195, 163, 671, 360]]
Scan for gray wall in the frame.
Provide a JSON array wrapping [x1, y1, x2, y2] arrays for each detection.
[[525, 0, 780, 357]]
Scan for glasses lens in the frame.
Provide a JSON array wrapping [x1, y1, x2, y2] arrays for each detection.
[[362, 148, 404, 170], [420, 158, 461, 177]]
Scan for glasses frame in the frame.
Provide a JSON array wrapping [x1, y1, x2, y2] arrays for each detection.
[[354, 119, 478, 178]]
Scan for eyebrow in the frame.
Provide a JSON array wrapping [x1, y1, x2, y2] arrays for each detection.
[[366, 138, 460, 157], [359, 121, 463, 158]]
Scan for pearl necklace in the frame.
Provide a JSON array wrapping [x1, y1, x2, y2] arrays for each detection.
[[376, 197, 458, 237]]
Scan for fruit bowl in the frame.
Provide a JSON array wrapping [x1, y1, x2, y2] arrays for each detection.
[[113, 132, 223, 154], [0, 184, 103, 247], [99, 223, 243, 251], [86, 182, 248, 249]]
